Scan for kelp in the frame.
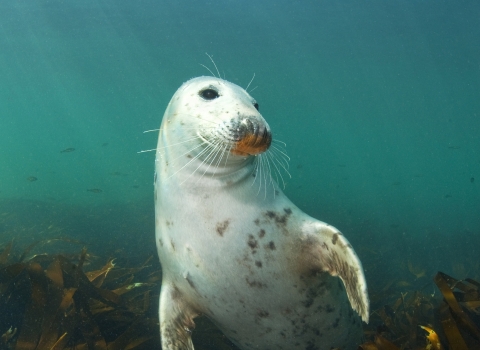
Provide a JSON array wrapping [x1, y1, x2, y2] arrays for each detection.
[[2, 240, 479, 350], [0, 241, 160, 350], [0, 240, 238, 350], [360, 271, 480, 350]]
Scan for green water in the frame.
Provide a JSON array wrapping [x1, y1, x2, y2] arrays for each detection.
[[1, 0, 479, 304]]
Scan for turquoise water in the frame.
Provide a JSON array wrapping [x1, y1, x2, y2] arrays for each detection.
[[1, 0, 479, 315]]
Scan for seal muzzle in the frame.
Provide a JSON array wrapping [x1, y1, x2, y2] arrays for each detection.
[[231, 118, 272, 156]]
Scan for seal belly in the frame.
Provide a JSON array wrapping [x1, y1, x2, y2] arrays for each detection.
[[214, 276, 363, 350]]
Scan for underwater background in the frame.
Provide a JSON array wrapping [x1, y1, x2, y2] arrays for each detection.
[[1, 0, 479, 343]]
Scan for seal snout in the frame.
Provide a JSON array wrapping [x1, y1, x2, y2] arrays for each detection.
[[231, 117, 272, 156]]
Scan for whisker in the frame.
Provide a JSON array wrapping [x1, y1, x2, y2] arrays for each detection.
[[197, 140, 223, 183], [263, 154, 274, 199], [261, 154, 268, 199], [206, 52, 221, 79], [272, 139, 287, 147], [199, 64, 217, 78], [143, 129, 160, 133], [249, 86, 258, 93], [246, 73, 255, 92], [213, 143, 228, 177], [223, 145, 232, 167], [256, 155, 264, 196], [268, 148, 289, 170], [188, 141, 221, 184], [167, 140, 209, 169], [270, 144, 291, 162], [138, 148, 159, 154], [251, 156, 260, 188], [137, 135, 203, 154], [169, 141, 214, 181], [267, 151, 287, 189], [271, 152, 292, 179]]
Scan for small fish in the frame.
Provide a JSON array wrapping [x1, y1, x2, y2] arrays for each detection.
[[471, 177, 475, 183], [87, 188, 103, 193], [61, 148, 75, 153], [27, 176, 38, 182]]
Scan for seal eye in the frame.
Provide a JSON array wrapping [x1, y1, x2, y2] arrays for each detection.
[[200, 89, 219, 100], [254, 103, 259, 111]]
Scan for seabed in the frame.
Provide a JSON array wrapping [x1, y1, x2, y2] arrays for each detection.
[[0, 215, 479, 350]]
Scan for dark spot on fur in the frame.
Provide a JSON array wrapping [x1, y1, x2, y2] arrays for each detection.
[[170, 239, 175, 251], [254, 218, 260, 225], [255, 260, 262, 268], [266, 241, 276, 250], [170, 284, 181, 299], [166, 220, 173, 227], [332, 317, 340, 328], [246, 277, 266, 288], [264, 209, 292, 227], [257, 309, 269, 318], [185, 273, 196, 291], [216, 219, 230, 237], [258, 229, 266, 238], [332, 233, 338, 245], [265, 211, 276, 219], [186, 154, 192, 158], [302, 287, 318, 308], [248, 234, 258, 250], [158, 238, 163, 247]]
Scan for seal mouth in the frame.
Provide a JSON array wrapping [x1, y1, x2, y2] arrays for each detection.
[[230, 118, 272, 156]]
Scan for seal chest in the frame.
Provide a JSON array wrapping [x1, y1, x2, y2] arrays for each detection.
[[154, 76, 369, 350]]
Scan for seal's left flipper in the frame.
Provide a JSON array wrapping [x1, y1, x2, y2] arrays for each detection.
[[300, 222, 370, 323], [159, 282, 199, 350]]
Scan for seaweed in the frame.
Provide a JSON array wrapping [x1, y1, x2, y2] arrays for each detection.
[[360, 271, 480, 350], [3, 240, 479, 350], [0, 241, 160, 349]]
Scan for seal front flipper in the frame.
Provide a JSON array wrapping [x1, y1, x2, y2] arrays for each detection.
[[159, 282, 199, 350], [300, 221, 370, 323]]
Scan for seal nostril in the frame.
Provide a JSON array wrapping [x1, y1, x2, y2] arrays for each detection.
[[254, 103, 259, 111]]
